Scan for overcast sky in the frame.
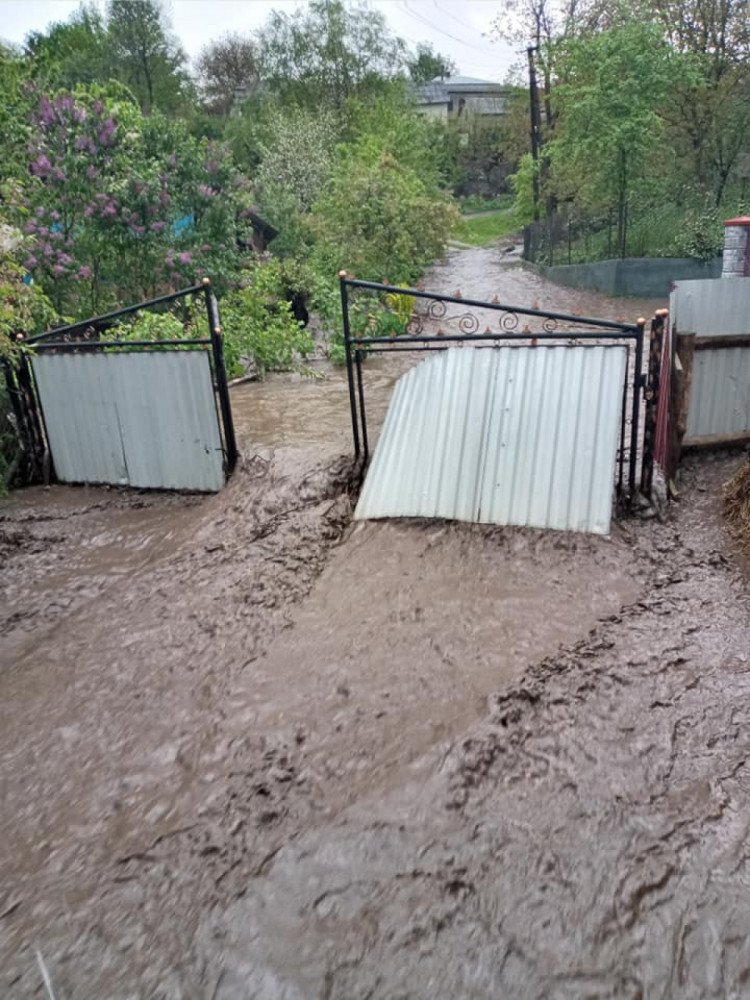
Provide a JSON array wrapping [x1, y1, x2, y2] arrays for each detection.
[[0, 0, 518, 82]]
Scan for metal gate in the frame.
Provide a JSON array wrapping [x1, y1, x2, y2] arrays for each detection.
[[338, 274, 651, 520], [6, 281, 237, 492]]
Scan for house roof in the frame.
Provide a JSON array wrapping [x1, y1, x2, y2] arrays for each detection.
[[415, 75, 506, 105]]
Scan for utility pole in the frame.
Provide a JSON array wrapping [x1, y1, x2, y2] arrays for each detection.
[[527, 45, 542, 222]]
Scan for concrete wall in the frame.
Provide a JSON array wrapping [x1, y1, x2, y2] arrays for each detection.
[[537, 257, 722, 299]]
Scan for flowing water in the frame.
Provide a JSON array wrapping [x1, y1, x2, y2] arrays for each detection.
[[1, 247, 746, 999]]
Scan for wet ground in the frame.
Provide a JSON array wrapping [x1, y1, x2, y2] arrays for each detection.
[[2, 246, 747, 998]]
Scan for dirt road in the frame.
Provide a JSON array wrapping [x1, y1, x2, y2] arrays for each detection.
[[1, 248, 747, 998]]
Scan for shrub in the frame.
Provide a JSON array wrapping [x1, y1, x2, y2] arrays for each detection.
[[311, 148, 456, 286], [219, 257, 314, 379]]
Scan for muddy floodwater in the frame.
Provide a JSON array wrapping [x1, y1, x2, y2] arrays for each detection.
[[1, 246, 748, 998]]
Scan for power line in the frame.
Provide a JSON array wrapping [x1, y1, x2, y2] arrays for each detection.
[[397, 0, 500, 58]]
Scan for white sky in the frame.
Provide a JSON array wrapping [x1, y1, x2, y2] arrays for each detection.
[[0, 0, 517, 82]]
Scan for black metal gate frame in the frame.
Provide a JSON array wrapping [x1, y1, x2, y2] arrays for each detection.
[[5, 279, 237, 484], [339, 273, 648, 503]]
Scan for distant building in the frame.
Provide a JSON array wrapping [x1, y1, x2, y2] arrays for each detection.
[[414, 75, 511, 120]]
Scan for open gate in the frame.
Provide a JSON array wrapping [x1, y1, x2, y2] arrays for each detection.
[[5, 281, 237, 492], [339, 274, 653, 533]]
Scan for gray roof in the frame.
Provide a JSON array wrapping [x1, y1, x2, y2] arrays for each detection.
[[415, 75, 506, 105]]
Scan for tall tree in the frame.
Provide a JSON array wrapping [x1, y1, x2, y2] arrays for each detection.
[[257, 0, 407, 109], [107, 0, 191, 113], [640, 0, 750, 203], [548, 20, 689, 256], [196, 33, 260, 116], [25, 4, 111, 90], [408, 43, 456, 83]]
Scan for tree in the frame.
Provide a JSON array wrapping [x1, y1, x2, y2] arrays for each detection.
[[257, 0, 407, 109], [25, 4, 111, 90], [638, 0, 750, 204], [107, 0, 191, 113], [547, 20, 689, 256], [408, 43, 456, 83], [196, 33, 260, 117]]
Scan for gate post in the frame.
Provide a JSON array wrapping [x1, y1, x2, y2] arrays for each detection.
[[629, 318, 647, 499], [203, 281, 238, 474], [339, 271, 361, 459], [640, 311, 666, 498]]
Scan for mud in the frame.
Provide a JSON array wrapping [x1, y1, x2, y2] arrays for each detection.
[[1, 249, 744, 998]]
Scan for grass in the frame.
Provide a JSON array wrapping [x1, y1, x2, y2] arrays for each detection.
[[452, 208, 519, 246], [458, 194, 514, 215]]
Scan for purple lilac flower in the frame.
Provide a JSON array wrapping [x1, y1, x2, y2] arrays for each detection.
[[58, 253, 73, 265], [169, 154, 177, 168], [75, 135, 89, 151], [160, 190, 171, 207], [24, 256, 37, 269], [24, 220, 37, 235], [36, 226, 49, 237], [52, 167, 66, 182], [78, 266, 91, 280], [49, 210, 61, 221], [102, 203, 117, 218], [198, 183, 217, 198], [200, 244, 210, 252], [52, 265, 65, 278], [36, 206, 46, 218], [84, 205, 94, 217], [206, 160, 218, 175], [43, 243, 53, 257], [131, 224, 146, 236], [86, 166, 99, 181], [37, 95, 54, 126], [31, 154, 51, 177], [178, 251, 192, 265]]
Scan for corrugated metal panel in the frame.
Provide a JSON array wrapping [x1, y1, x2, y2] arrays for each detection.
[[685, 346, 750, 440], [355, 345, 627, 535], [32, 351, 225, 491], [671, 279, 750, 336]]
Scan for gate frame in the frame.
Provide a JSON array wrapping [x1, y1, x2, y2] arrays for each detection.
[[5, 278, 237, 486], [339, 273, 649, 503]]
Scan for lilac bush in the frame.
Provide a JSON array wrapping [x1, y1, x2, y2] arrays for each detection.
[[19, 87, 248, 316]]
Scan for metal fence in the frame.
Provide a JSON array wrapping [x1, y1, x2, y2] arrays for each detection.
[[339, 274, 649, 506], [670, 278, 750, 448], [4, 281, 237, 491]]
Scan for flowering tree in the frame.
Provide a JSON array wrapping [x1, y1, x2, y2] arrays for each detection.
[[19, 86, 247, 315]]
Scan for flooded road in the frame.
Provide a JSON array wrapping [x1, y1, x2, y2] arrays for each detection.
[[1, 248, 744, 999]]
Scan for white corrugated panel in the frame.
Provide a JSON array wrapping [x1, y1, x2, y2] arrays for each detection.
[[685, 346, 750, 440], [32, 350, 225, 491], [355, 345, 627, 535], [671, 279, 750, 337]]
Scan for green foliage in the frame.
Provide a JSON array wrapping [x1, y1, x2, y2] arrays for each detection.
[[458, 194, 514, 214], [672, 209, 725, 261], [257, 0, 406, 110], [108, 310, 186, 342], [0, 252, 58, 355], [407, 43, 456, 84], [107, 0, 193, 114], [219, 257, 314, 379], [26, 4, 111, 90], [510, 153, 539, 227], [15, 86, 245, 316], [312, 148, 456, 286]]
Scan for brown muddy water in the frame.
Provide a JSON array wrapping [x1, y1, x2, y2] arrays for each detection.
[[1, 247, 747, 998]]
